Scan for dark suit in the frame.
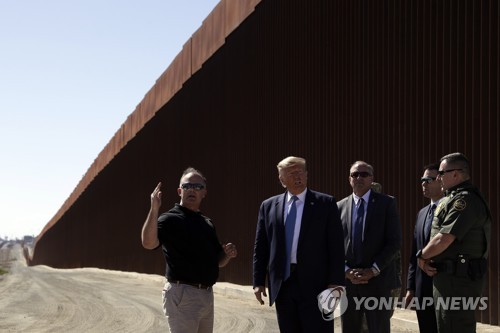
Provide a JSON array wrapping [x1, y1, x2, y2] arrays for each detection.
[[337, 191, 401, 333], [253, 189, 345, 332], [407, 204, 438, 333]]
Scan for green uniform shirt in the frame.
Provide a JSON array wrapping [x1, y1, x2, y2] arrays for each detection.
[[430, 181, 491, 261]]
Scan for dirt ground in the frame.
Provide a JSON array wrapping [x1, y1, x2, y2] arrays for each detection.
[[0, 243, 279, 333], [0, 244, 408, 333], [3, 244, 495, 333]]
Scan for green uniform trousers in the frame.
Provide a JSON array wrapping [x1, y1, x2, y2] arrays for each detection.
[[433, 272, 485, 333]]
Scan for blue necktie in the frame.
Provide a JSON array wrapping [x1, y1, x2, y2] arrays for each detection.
[[353, 198, 364, 264], [284, 195, 298, 280], [424, 204, 436, 243]]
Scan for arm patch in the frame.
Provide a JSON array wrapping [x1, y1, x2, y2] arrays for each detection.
[[453, 198, 467, 211]]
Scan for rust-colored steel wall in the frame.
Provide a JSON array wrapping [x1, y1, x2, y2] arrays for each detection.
[[31, 0, 499, 325]]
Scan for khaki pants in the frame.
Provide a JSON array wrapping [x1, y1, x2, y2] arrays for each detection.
[[162, 281, 214, 333]]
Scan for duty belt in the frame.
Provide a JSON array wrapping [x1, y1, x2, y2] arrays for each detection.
[[431, 260, 456, 274], [431, 257, 487, 280]]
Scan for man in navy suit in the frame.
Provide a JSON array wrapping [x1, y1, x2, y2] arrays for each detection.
[[253, 156, 345, 332], [337, 161, 401, 333], [405, 163, 443, 333]]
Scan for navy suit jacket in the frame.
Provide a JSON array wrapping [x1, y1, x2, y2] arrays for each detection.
[[337, 191, 402, 291], [253, 189, 345, 305], [407, 204, 434, 298]]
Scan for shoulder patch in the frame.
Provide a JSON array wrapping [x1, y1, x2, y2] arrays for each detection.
[[453, 198, 467, 211]]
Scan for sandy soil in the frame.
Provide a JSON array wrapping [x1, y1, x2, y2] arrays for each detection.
[[6, 243, 494, 333], [0, 243, 279, 333]]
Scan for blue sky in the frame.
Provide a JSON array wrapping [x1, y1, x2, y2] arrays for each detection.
[[0, 0, 219, 239]]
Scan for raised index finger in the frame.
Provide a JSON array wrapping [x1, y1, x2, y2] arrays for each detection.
[[155, 182, 162, 191]]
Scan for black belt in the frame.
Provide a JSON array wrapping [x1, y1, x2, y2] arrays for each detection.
[[169, 280, 212, 290], [432, 258, 487, 278], [431, 261, 456, 274]]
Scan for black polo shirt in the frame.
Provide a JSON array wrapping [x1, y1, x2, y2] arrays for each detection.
[[158, 203, 223, 286]]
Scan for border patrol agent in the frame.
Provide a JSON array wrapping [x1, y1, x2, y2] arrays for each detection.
[[416, 152, 491, 333]]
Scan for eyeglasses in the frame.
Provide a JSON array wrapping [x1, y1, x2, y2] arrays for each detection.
[[420, 176, 436, 184], [350, 172, 372, 178], [437, 169, 462, 176], [180, 183, 205, 190]]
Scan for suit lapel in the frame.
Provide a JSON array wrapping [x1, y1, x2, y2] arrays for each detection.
[[346, 195, 354, 254], [416, 209, 425, 248], [421, 204, 431, 245], [297, 190, 313, 247], [274, 193, 286, 264], [276, 193, 285, 227], [364, 191, 377, 233]]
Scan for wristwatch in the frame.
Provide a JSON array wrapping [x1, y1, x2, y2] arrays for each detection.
[[416, 249, 426, 260]]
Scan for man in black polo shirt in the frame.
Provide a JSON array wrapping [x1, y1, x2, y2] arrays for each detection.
[[141, 167, 237, 333]]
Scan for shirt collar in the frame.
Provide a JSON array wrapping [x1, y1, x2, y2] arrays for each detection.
[[445, 180, 471, 196], [287, 188, 307, 203], [353, 189, 371, 204], [431, 198, 443, 206]]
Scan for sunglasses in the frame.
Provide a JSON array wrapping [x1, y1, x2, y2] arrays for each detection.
[[420, 176, 436, 184], [350, 172, 372, 178], [180, 183, 205, 190], [437, 169, 462, 176]]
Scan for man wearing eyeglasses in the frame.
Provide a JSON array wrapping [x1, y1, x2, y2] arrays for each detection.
[[141, 167, 237, 333], [405, 163, 443, 333], [417, 153, 491, 333], [337, 161, 401, 333]]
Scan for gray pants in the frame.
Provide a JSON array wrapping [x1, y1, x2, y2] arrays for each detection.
[[162, 281, 214, 333]]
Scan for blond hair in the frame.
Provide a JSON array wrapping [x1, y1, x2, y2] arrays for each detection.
[[277, 156, 307, 174]]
